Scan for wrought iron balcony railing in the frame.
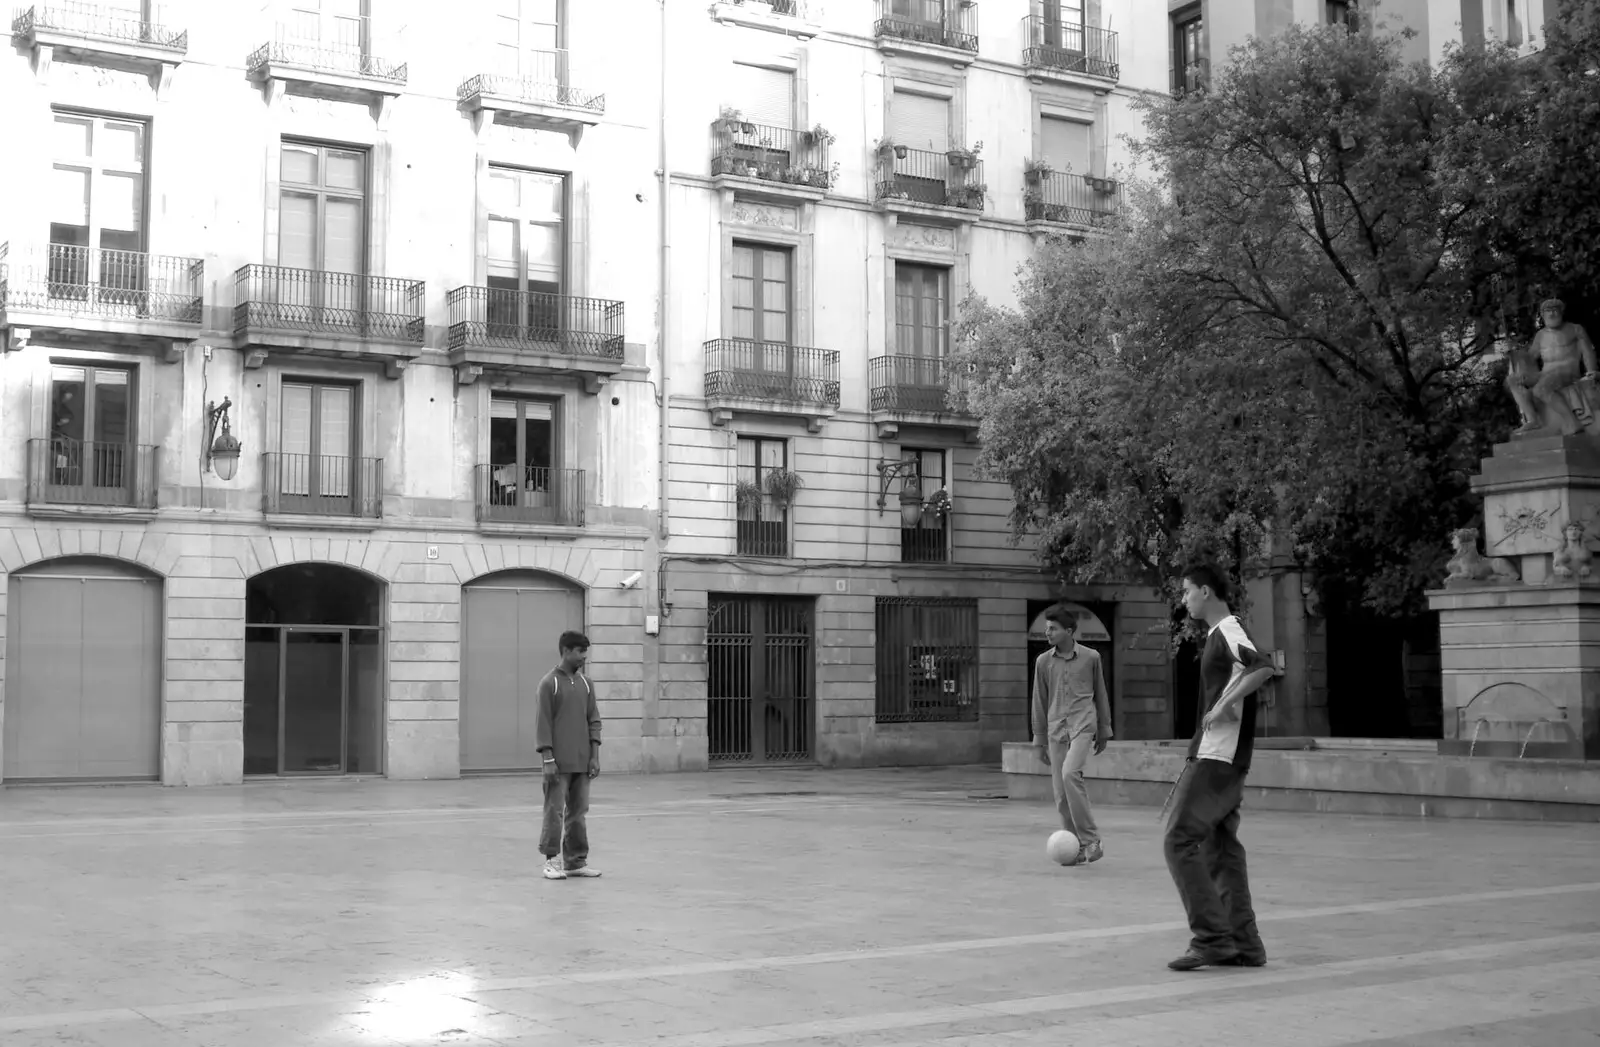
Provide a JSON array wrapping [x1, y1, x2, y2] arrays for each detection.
[[262, 453, 383, 518], [710, 120, 833, 190], [247, 16, 406, 83], [233, 265, 425, 343], [1022, 16, 1119, 79], [876, 147, 985, 211], [475, 464, 585, 527], [1023, 170, 1123, 226], [0, 242, 203, 323], [458, 50, 604, 114], [446, 286, 624, 359], [869, 355, 973, 415], [875, 2, 978, 52], [26, 438, 158, 510], [12, 1, 187, 50], [704, 339, 841, 407], [736, 514, 788, 557]]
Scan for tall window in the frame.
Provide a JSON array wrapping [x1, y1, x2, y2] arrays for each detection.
[[1042, 0, 1086, 50], [895, 263, 949, 360], [486, 166, 566, 335], [875, 597, 979, 723], [280, 381, 356, 509], [48, 364, 133, 496], [50, 112, 146, 300], [279, 142, 366, 274], [495, 0, 561, 82], [736, 436, 788, 557], [890, 0, 947, 29], [288, 0, 364, 52], [899, 447, 948, 563], [487, 397, 556, 514], [731, 243, 791, 345], [1174, 8, 1204, 94]]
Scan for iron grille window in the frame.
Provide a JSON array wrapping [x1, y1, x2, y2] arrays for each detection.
[[875, 597, 979, 723], [707, 596, 814, 763], [736, 436, 788, 556], [900, 447, 948, 563]]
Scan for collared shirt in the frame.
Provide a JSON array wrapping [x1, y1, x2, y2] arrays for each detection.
[[1031, 643, 1109, 743]]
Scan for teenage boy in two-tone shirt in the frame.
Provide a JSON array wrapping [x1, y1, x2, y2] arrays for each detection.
[[535, 630, 603, 881]]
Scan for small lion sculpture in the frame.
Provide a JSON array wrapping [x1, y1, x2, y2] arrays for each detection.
[[1553, 521, 1594, 581], [1445, 527, 1520, 585]]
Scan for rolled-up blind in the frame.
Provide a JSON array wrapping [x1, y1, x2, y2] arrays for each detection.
[[1042, 115, 1092, 176], [733, 63, 794, 129], [892, 91, 949, 152]]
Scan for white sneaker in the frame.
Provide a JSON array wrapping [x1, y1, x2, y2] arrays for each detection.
[[565, 866, 601, 878], [543, 858, 567, 880]]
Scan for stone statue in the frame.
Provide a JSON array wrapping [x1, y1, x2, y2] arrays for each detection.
[[1552, 521, 1594, 581], [1507, 298, 1599, 436], [1445, 527, 1520, 585]]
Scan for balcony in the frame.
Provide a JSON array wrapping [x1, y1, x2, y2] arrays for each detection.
[[874, 2, 979, 66], [1, 242, 204, 356], [262, 453, 383, 520], [704, 339, 841, 432], [710, 120, 833, 201], [25, 439, 158, 516], [711, 0, 822, 39], [1023, 170, 1123, 234], [474, 464, 585, 529], [445, 286, 625, 391], [875, 147, 985, 222], [457, 51, 604, 145], [869, 355, 977, 440], [246, 17, 406, 108], [233, 265, 424, 376], [12, 2, 187, 85], [1022, 17, 1119, 86]]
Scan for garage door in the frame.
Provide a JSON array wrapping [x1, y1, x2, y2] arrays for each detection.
[[3, 561, 162, 781], [460, 572, 584, 773]]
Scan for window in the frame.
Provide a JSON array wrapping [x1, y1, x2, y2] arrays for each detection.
[[495, 0, 561, 82], [288, 0, 365, 53], [49, 112, 146, 300], [898, 447, 948, 563], [486, 396, 558, 517], [1041, 0, 1086, 50], [731, 62, 795, 130], [486, 167, 566, 336], [875, 597, 978, 723], [890, 89, 949, 153], [1326, 0, 1357, 29], [47, 364, 134, 498], [279, 141, 366, 274], [736, 436, 788, 557], [1173, 8, 1204, 94], [1041, 114, 1093, 178], [280, 381, 357, 510], [731, 243, 791, 346], [894, 263, 949, 360], [1504, 0, 1524, 47]]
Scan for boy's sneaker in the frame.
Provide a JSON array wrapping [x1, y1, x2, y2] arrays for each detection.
[[565, 865, 602, 878], [542, 858, 567, 880], [1083, 841, 1104, 863]]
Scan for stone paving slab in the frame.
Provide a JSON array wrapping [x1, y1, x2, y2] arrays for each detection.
[[2, 766, 1597, 1046]]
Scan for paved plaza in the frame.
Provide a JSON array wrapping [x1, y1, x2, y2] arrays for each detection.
[[1, 766, 1597, 1047]]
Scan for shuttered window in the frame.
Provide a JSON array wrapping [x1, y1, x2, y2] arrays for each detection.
[[733, 63, 795, 129], [1042, 115, 1093, 177], [891, 91, 949, 153]]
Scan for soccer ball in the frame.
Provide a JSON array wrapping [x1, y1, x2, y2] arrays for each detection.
[[1046, 829, 1081, 866]]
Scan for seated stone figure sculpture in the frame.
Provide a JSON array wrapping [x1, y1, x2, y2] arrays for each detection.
[[1507, 299, 1599, 436]]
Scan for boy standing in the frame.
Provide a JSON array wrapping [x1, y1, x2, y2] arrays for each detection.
[[1031, 607, 1113, 864], [536, 630, 603, 881], [1164, 564, 1275, 970]]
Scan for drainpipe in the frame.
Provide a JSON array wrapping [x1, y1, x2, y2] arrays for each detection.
[[656, 0, 672, 548]]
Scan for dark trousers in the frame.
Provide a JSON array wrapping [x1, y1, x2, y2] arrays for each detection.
[[540, 772, 591, 868], [1163, 759, 1266, 960]]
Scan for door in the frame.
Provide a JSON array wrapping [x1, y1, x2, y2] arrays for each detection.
[[47, 364, 135, 504], [4, 566, 161, 781], [461, 575, 584, 772], [706, 596, 813, 764], [280, 381, 356, 514], [49, 112, 147, 310], [487, 398, 558, 521], [494, 0, 561, 85], [890, 90, 950, 202], [486, 167, 566, 340], [730, 243, 793, 394]]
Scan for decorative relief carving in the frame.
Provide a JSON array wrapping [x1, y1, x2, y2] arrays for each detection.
[[891, 222, 956, 251], [53, 60, 152, 95], [488, 121, 566, 149], [730, 202, 798, 230], [280, 94, 368, 121], [1493, 502, 1561, 549]]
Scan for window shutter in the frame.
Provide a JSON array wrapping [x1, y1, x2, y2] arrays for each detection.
[[733, 63, 794, 129], [1041, 115, 1092, 176], [891, 91, 949, 153]]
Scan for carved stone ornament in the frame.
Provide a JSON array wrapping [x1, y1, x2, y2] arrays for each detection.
[[55, 60, 152, 95], [1444, 526, 1521, 587], [1552, 520, 1595, 581], [730, 202, 798, 230], [891, 222, 956, 251]]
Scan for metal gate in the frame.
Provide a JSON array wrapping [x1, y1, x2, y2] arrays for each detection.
[[707, 595, 814, 763]]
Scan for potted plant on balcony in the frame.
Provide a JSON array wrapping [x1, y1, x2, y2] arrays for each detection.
[[735, 479, 765, 518], [924, 487, 952, 518], [763, 468, 805, 509], [800, 123, 834, 148], [877, 137, 908, 160], [951, 182, 986, 209], [1023, 158, 1053, 185], [946, 141, 982, 170]]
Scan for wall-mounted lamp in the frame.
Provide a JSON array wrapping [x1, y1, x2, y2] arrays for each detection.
[[876, 457, 925, 528], [205, 397, 241, 482]]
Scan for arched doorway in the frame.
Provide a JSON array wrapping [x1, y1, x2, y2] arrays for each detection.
[[3, 556, 162, 781], [460, 570, 584, 773], [244, 563, 384, 776]]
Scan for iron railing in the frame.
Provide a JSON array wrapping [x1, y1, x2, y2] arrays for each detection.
[[1021, 15, 1119, 79], [262, 453, 382, 518], [474, 464, 585, 527], [875, 597, 978, 722], [1024, 170, 1123, 226], [446, 286, 624, 359], [901, 515, 949, 563], [710, 120, 833, 190], [736, 515, 789, 557], [233, 265, 425, 343], [875, 1, 978, 51], [26, 438, 158, 509], [876, 147, 985, 210], [704, 339, 841, 407], [707, 596, 814, 763], [869, 355, 972, 415], [458, 50, 605, 114], [247, 16, 406, 83], [12, 1, 187, 50], [0, 243, 203, 323]]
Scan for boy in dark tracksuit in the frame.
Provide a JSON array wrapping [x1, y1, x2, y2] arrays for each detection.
[[536, 630, 603, 880]]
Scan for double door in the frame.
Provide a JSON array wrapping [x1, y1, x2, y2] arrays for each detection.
[[706, 596, 814, 764], [244, 626, 382, 775]]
